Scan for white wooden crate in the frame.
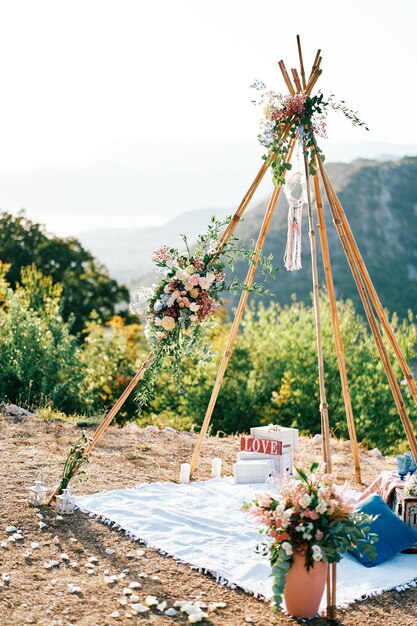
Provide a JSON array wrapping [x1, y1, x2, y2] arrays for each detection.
[[250, 425, 299, 451], [237, 448, 293, 475], [233, 459, 275, 484]]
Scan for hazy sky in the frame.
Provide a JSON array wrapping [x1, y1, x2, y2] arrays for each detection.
[[1, 1, 416, 233]]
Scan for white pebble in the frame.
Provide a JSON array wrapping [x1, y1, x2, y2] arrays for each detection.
[[36, 513, 43, 520], [53, 536, 60, 545], [44, 560, 60, 569], [87, 569, 95, 575], [157, 601, 167, 612], [85, 562, 95, 569], [208, 602, 227, 610], [60, 553, 70, 561], [70, 561, 79, 568], [109, 612, 120, 618], [244, 618, 254, 623], [151, 575, 161, 582], [31, 542, 39, 550], [70, 538, 78, 543], [88, 556, 99, 564], [8, 537, 16, 543], [13, 533, 24, 541], [105, 548, 115, 556], [5, 526, 17, 534], [2, 573, 10, 582], [144, 596, 158, 607], [23, 551, 32, 559], [136, 549, 145, 557], [138, 572, 148, 578], [117, 598, 127, 606], [104, 575, 118, 585], [67, 584, 81, 594], [122, 587, 132, 596], [165, 608, 177, 617], [125, 551, 136, 559], [56, 515, 64, 521], [130, 604, 149, 614], [38, 522, 47, 530], [130, 595, 140, 602], [173, 601, 187, 608], [1, 542, 8, 549], [188, 612, 207, 624], [128, 581, 142, 589]]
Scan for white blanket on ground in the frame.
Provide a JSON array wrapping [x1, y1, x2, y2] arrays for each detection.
[[75, 477, 417, 609]]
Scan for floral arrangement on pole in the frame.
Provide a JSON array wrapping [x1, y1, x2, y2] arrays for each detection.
[[129, 216, 275, 409], [244, 463, 378, 610], [250, 80, 368, 186]]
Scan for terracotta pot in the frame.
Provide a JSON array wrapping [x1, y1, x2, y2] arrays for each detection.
[[283, 552, 328, 618]]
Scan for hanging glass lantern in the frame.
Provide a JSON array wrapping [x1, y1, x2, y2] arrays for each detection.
[[55, 489, 75, 515], [28, 481, 48, 506]]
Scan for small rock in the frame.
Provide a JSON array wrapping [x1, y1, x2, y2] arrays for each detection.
[[369, 448, 383, 459], [173, 601, 187, 608], [117, 598, 127, 606], [135, 549, 145, 557], [60, 553, 70, 561], [312, 434, 322, 444], [31, 542, 39, 550], [244, 618, 254, 623], [8, 537, 16, 543], [130, 604, 150, 614], [125, 551, 136, 559], [70, 538, 78, 543], [44, 560, 60, 569], [145, 425, 159, 432], [67, 584, 82, 594], [87, 569, 95, 575], [138, 572, 148, 578], [38, 522, 47, 530], [36, 513, 43, 520], [144, 596, 158, 607], [122, 587, 132, 595], [1, 542, 8, 549], [88, 556, 99, 564], [130, 595, 140, 602], [109, 612, 120, 619], [128, 581, 142, 589], [157, 601, 167, 612], [85, 562, 95, 569], [105, 548, 115, 556], [163, 426, 176, 433], [123, 422, 139, 432], [188, 612, 207, 623], [208, 602, 227, 610], [53, 536, 60, 545], [2, 573, 11, 583], [70, 561, 79, 568], [5, 526, 17, 534], [151, 575, 161, 582], [12, 533, 24, 541], [104, 575, 119, 585], [56, 515, 64, 521], [23, 551, 33, 559], [165, 608, 177, 617]]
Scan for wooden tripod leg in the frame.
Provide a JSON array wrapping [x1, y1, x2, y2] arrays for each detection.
[[219, 161, 269, 247], [322, 167, 417, 409], [303, 155, 332, 471], [312, 172, 362, 483], [319, 162, 417, 462], [189, 143, 295, 478]]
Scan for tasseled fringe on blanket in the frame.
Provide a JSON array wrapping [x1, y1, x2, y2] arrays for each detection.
[[79, 505, 417, 609]]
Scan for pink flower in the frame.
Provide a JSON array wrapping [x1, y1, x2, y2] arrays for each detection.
[[257, 492, 273, 508], [151, 244, 172, 263]]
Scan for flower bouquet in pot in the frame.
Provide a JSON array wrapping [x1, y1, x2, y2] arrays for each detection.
[[245, 463, 378, 618]]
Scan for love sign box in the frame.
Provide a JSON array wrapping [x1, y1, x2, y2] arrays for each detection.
[[240, 437, 282, 456]]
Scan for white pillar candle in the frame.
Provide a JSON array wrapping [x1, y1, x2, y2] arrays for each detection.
[[211, 457, 222, 478], [179, 463, 191, 484]]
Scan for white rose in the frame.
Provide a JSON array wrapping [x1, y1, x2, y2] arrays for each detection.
[[199, 277, 211, 290], [281, 541, 293, 556], [299, 494, 312, 508], [189, 302, 200, 312], [161, 316, 176, 331], [154, 317, 162, 327], [316, 499, 327, 514], [206, 272, 216, 284], [189, 314, 198, 322], [176, 269, 189, 282], [185, 265, 196, 275]]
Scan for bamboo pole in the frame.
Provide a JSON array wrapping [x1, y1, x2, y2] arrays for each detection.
[[291, 68, 302, 93], [318, 160, 417, 463], [309, 49, 321, 78], [312, 170, 362, 483], [278, 60, 296, 95], [296, 35, 306, 90], [189, 141, 296, 478], [306, 68, 322, 94], [303, 155, 332, 472], [322, 166, 417, 410]]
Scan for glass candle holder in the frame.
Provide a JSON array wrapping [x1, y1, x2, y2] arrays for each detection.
[[396, 454, 411, 480], [405, 452, 417, 474]]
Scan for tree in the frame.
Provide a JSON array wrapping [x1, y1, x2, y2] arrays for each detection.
[[0, 211, 130, 333]]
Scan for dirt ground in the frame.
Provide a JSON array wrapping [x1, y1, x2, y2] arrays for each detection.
[[1, 411, 416, 626]]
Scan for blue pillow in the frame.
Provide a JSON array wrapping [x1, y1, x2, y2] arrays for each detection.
[[349, 493, 417, 567]]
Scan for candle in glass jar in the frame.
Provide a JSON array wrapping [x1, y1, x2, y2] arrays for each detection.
[[211, 457, 222, 478], [179, 463, 191, 484]]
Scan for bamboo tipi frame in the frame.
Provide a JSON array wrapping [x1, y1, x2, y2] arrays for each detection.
[[52, 36, 417, 618]]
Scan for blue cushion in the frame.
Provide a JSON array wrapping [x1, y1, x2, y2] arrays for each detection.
[[349, 493, 417, 567]]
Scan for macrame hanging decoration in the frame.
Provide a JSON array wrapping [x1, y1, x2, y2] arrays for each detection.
[[283, 170, 308, 271]]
